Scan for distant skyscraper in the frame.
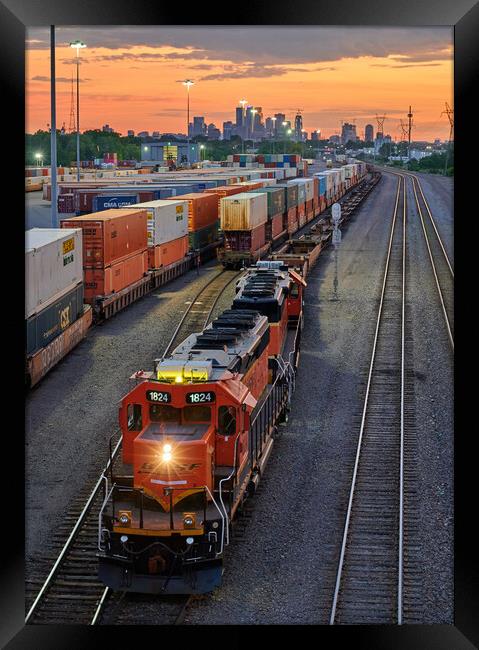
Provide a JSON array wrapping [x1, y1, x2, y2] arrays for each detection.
[[294, 113, 303, 141], [235, 106, 243, 129], [341, 122, 357, 145], [192, 116, 206, 137], [365, 124, 374, 142], [329, 134, 340, 144], [102, 124, 114, 133], [207, 123, 221, 140], [265, 117, 273, 137], [127, 130, 135, 137], [311, 130, 320, 141], [223, 121, 233, 140]]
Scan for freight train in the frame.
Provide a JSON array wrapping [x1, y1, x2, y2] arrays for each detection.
[[218, 162, 368, 268], [98, 262, 305, 594], [96, 167, 381, 594]]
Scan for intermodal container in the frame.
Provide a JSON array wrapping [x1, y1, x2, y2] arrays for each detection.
[[265, 213, 284, 241], [123, 200, 188, 247], [220, 192, 268, 231], [148, 235, 189, 269], [93, 194, 140, 212], [188, 220, 220, 251], [276, 183, 298, 209], [165, 193, 218, 231], [61, 209, 148, 269], [223, 224, 266, 253], [26, 281, 84, 356], [287, 179, 307, 204], [58, 193, 75, 214], [26, 228, 83, 319], [249, 187, 285, 217], [83, 250, 148, 302]]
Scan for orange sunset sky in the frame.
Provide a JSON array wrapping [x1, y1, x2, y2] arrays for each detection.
[[26, 26, 453, 141]]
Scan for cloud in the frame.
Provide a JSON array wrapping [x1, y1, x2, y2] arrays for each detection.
[[371, 62, 442, 68], [26, 26, 452, 68], [198, 63, 337, 81], [31, 75, 90, 83]]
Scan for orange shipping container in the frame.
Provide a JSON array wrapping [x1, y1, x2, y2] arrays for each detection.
[[83, 250, 148, 302], [61, 209, 148, 269], [165, 193, 218, 231], [148, 235, 189, 269], [202, 185, 245, 212]]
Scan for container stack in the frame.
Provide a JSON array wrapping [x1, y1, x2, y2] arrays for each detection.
[[220, 192, 268, 257], [226, 153, 303, 170], [25, 228, 85, 357], [122, 199, 189, 269], [249, 186, 286, 242], [166, 192, 219, 253], [61, 209, 149, 303], [275, 183, 299, 235]]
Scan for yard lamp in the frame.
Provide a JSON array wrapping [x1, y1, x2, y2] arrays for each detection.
[[180, 79, 195, 166], [69, 39, 87, 181]]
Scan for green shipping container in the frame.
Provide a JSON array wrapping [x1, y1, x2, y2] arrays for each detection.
[[275, 183, 298, 209], [189, 220, 220, 251], [249, 187, 285, 217]]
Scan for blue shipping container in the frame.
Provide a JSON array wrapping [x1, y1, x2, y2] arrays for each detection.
[[93, 194, 139, 211]]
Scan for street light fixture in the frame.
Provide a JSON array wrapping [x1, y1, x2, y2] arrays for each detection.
[[200, 143, 205, 162], [69, 40, 86, 181], [180, 79, 194, 167], [35, 152, 43, 167]]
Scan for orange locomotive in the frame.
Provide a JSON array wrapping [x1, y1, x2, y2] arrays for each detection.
[[98, 263, 305, 594]]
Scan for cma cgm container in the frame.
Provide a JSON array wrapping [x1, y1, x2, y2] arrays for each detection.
[[26, 228, 83, 319], [26, 281, 84, 356], [61, 209, 148, 269], [93, 194, 140, 212], [123, 199, 189, 270], [220, 192, 268, 231], [166, 193, 218, 230]]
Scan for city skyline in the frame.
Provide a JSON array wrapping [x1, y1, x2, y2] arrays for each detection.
[[26, 26, 453, 141]]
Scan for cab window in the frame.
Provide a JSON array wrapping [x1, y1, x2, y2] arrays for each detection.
[[150, 404, 180, 422], [183, 406, 211, 422], [127, 404, 142, 431], [290, 284, 299, 298], [218, 406, 237, 436]]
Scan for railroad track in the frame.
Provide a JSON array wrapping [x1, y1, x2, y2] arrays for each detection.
[[329, 173, 415, 624], [25, 268, 242, 626], [405, 171, 454, 349]]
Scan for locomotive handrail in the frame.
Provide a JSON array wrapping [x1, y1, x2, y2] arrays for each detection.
[[218, 434, 240, 547]]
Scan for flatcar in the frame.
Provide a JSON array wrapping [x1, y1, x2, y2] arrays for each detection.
[[98, 263, 305, 594]]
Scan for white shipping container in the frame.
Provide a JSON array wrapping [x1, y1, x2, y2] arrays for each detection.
[[125, 200, 188, 246], [293, 178, 314, 201], [284, 168, 297, 178], [220, 192, 268, 231], [260, 178, 277, 187], [25, 228, 83, 319]]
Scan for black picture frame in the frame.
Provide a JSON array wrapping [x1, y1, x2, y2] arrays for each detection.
[[3, 1, 476, 647]]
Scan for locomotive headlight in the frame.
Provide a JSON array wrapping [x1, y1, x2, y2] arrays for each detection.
[[186, 537, 194, 545], [183, 513, 196, 529], [118, 510, 131, 527], [162, 443, 173, 463]]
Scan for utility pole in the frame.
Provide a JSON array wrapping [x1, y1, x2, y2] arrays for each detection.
[[407, 106, 413, 163], [375, 114, 386, 162], [441, 102, 454, 175], [50, 26, 58, 228]]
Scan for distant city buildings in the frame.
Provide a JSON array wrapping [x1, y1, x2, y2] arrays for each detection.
[[223, 121, 233, 140], [311, 130, 321, 141], [365, 124, 374, 142], [127, 130, 135, 137], [102, 124, 114, 133], [341, 122, 357, 145], [207, 123, 221, 140], [329, 135, 341, 144], [137, 131, 149, 138]]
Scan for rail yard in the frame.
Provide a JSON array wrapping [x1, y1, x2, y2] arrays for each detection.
[[25, 160, 453, 626]]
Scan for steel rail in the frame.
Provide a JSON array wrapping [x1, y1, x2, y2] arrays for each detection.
[[161, 269, 233, 359], [404, 172, 453, 277], [329, 173, 405, 625], [409, 176, 454, 350], [25, 431, 123, 624], [203, 270, 244, 327]]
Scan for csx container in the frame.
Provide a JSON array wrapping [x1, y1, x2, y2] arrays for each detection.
[[220, 192, 268, 231], [61, 209, 148, 269], [26, 281, 84, 356], [25, 228, 83, 319], [165, 193, 218, 230]]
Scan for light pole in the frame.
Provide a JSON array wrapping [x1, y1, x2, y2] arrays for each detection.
[[301, 129, 306, 158], [271, 117, 276, 154], [239, 99, 247, 154], [69, 40, 86, 181], [200, 144, 205, 162], [181, 79, 194, 167], [35, 152, 43, 167]]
